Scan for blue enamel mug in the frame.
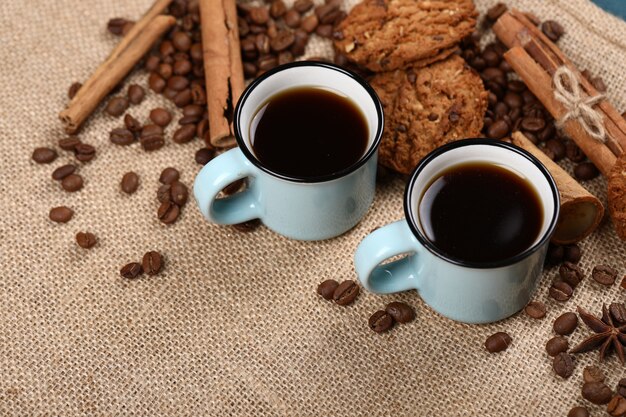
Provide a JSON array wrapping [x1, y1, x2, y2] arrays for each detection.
[[193, 62, 384, 241], [354, 139, 560, 323]]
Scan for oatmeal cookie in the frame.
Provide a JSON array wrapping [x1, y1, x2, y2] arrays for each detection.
[[334, 0, 477, 72], [370, 54, 488, 174]]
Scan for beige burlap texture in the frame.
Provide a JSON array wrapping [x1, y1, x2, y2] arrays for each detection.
[[1, 0, 625, 415]]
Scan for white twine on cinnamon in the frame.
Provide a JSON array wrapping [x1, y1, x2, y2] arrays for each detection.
[[553, 66, 606, 142]]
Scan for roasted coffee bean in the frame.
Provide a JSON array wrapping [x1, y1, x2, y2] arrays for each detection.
[[145, 55, 160, 72], [290, 29, 308, 56], [493, 102, 509, 118], [74, 143, 96, 162], [315, 3, 338, 22], [617, 379, 626, 397], [317, 279, 339, 300], [574, 162, 599, 181], [278, 51, 294, 65], [142, 251, 163, 275], [149, 72, 166, 93], [170, 181, 188, 206], [173, 89, 192, 107], [172, 31, 191, 52], [126, 84, 145, 105], [333, 280, 359, 306], [559, 262, 584, 288], [140, 135, 165, 151], [503, 91, 522, 108], [553, 312, 578, 335], [564, 244, 582, 263], [485, 332, 512, 353], [294, 0, 313, 13], [582, 381, 613, 405], [52, 164, 76, 181], [105, 97, 129, 117], [520, 117, 546, 132], [385, 302, 415, 323], [195, 147, 215, 165], [49, 206, 73, 223], [107, 18, 133, 35], [524, 301, 547, 319], [565, 141, 586, 162], [545, 336, 569, 357], [583, 365, 605, 383], [141, 124, 163, 139], [58, 137, 81, 151], [271, 30, 295, 52], [167, 75, 189, 91], [233, 219, 261, 232], [542, 20, 565, 42], [553, 352, 574, 378], [258, 55, 278, 72], [75, 231, 97, 249], [158, 63, 173, 79], [316, 24, 333, 38], [567, 407, 589, 417], [32, 147, 57, 164], [545, 244, 564, 265], [110, 127, 135, 145], [486, 3, 507, 21], [249, 6, 269, 24], [482, 49, 501, 68], [159, 40, 175, 56], [158, 201, 180, 224], [173, 124, 196, 143], [487, 119, 509, 139], [590, 76, 607, 93], [191, 84, 207, 105], [61, 174, 84, 192], [163, 87, 179, 100], [243, 62, 257, 78], [369, 310, 394, 333], [68, 82, 82, 99], [157, 184, 172, 203], [507, 79, 526, 93], [159, 167, 180, 184], [284, 9, 301, 28], [173, 59, 192, 75], [182, 104, 203, 119], [538, 123, 556, 142], [541, 146, 556, 161], [149, 108, 172, 127], [190, 43, 203, 61], [607, 395, 626, 417], [545, 139, 565, 161], [621, 276, 626, 290], [120, 262, 143, 279], [121, 172, 139, 194], [270, 0, 287, 18], [196, 119, 209, 139], [592, 264, 617, 286], [300, 14, 319, 33], [613, 303, 626, 324], [123, 114, 142, 134], [549, 281, 573, 302]]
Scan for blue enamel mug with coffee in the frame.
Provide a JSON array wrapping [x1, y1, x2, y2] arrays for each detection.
[[354, 139, 560, 323], [193, 62, 384, 241]]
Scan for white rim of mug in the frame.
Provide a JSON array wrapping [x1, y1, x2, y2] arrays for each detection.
[[233, 61, 385, 183], [403, 138, 561, 269]]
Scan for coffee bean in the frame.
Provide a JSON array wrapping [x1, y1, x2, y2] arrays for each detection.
[[249, 6, 270, 25], [74, 143, 96, 162], [159, 167, 180, 185], [173, 89, 192, 107], [120, 262, 143, 279], [157, 184, 172, 203], [258, 56, 278, 72], [141, 135, 165, 151], [145, 55, 160, 72], [270, 30, 295, 52], [158, 63, 173, 79], [278, 51, 294, 65], [290, 29, 308, 56], [163, 87, 179, 100], [121, 172, 139, 194], [172, 31, 191, 52], [294, 0, 313, 13], [553, 352, 574, 378], [545, 244, 564, 266], [559, 262, 584, 288], [574, 162, 599, 180], [582, 381, 613, 405], [58, 137, 81, 151], [538, 123, 556, 142], [542, 20, 565, 42], [333, 280, 359, 306], [190, 42, 203, 61], [76, 231, 97, 249], [61, 174, 84, 192], [158, 201, 180, 224], [195, 148, 215, 165], [564, 244, 582, 263], [32, 147, 57, 164], [485, 332, 512, 353], [503, 91, 522, 108], [315, 3, 338, 22], [591, 76, 607, 93], [317, 279, 339, 300], [284, 9, 301, 28], [487, 119, 509, 139], [507, 80, 526, 93], [243, 61, 255, 78], [607, 395, 626, 417], [173, 124, 196, 143], [486, 3, 507, 21], [592, 264, 617, 286], [270, 0, 287, 18], [105, 97, 129, 117], [546, 139, 565, 161], [315, 24, 333, 38], [68, 82, 82, 99], [49, 206, 74, 223], [524, 301, 546, 319], [190, 84, 206, 105], [583, 365, 605, 383], [170, 181, 188, 206], [611, 303, 626, 324], [617, 379, 626, 397], [107, 17, 133, 35], [149, 108, 172, 127], [553, 312, 578, 335], [369, 310, 394, 333], [233, 219, 261, 232], [51, 164, 76, 181], [385, 302, 415, 323], [110, 127, 135, 145], [482, 49, 501, 68], [545, 336, 569, 357], [166, 75, 188, 92], [142, 251, 163, 275], [520, 117, 546, 132], [493, 102, 509, 118], [149, 73, 166, 93], [126, 84, 145, 105], [173, 59, 192, 75], [160, 40, 175, 56], [549, 281, 573, 302], [565, 141, 586, 162], [567, 406, 589, 417]]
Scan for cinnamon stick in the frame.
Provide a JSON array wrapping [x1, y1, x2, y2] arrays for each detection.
[[60, 15, 175, 133], [503, 46, 617, 177], [511, 132, 604, 244], [199, 0, 245, 148], [608, 153, 626, 241]]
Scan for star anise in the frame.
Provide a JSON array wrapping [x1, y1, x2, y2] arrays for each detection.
[[571, 304, 626, 364]]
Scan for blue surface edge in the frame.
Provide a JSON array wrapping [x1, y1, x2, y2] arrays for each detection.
[[591, 0, 626, 20]]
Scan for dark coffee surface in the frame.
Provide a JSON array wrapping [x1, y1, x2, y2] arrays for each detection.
[[418, 162, 543, 263], [250, 86, 368, 178]]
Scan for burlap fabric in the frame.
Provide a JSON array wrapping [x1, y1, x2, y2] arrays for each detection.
[[1, 0, 625, 415]]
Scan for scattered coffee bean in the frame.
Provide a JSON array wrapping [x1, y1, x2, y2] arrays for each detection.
[[51, 164, 76, 181], [158, 201, 180, 224], [150, 108, 172, 127], [124, 114, 142, 133], [317, 279, 339, 300], [76, 231, 97, 249], [32, 147, 58, 164], [549, 281, 573, 302], [582, 381, 613, 405], [583, 365, 605, 383], [142, 251, 163, 275], [542, 20, 565, 42], [610, 302, 626, 324], [567, 406, 589, 417], [195, 147, 215, 165], [157, 184, 172, 203], [159, 167, 180, 184], [607, 395, 626, 417], [559, 262, 584, 288], [110, 127, 135, 145], [524, 301, 547, 319], [617, 379, 626, 397], [545, 336, 569, 357], [74, 143, 96, 162], [105, 97, 129, 117], [333, 280, 359, 306], [61, 174, 84, 192], [563, 244, 582, 263], [592, 264, 618, 286], [173, 124, 196, 143], [49, 206, 74, 223], [553, 352, 574, 378], [369, 310, 394, 333], [553, 312, 578, 335], [121, 172, 139, 194], [485, 332, 512, 353], [68, 82, 82, 99], [107, 17, 133, 35], [120, 262, 143, 279], [58, 137, 81, 151], [385, 302, 415, 323], [574, 162, 600, 181], [565, 141, 586, 163], [140, 124, 165, 151], [127, 84, 145, 104], [170, 181, 188, 206], [232, 219, 261, 232]]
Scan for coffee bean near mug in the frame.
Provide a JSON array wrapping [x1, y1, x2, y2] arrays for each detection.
[[193, 62, 384, 240], [354, 139, 560, 323]]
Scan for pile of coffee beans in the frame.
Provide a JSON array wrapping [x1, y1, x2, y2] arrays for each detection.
[[156, 167, 189, 225], [368, 301, 415, 333], [549, 261, 585, 302], [120, 250, 163, 279]]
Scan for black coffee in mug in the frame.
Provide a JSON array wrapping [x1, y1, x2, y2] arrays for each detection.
[[418, 162, 543, 263], [250, 86, 368, 178]]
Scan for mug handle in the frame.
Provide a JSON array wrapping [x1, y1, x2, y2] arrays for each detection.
[[193, 147, 262, 224], [354, 220, 421, 293]]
